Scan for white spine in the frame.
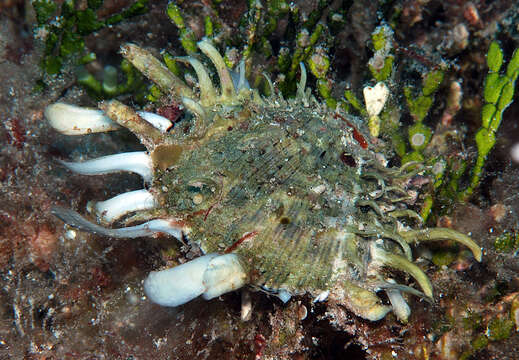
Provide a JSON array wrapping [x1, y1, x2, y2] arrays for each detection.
[[93, 189, 157, 223], [116, 219, 184, 238], [385, 279, 411, 323], [137, 111, 173, 132], [61, 151, 153, 183], [45, 103, 121, 135], [202, 253, 248, 300], [144, 254, 218, 307], [143, 253, 248, 307]]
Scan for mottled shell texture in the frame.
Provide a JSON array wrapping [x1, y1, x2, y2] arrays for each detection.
[[47, 40, 481, 323]]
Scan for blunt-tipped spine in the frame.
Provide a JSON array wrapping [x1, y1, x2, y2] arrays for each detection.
[[144, 254, 218, 307], [202, 254, 248, 300], [400, 228, 482, 262], [198, 39, 236, 103], [60, 152, 153, 183], [371, 243, 433, 299], [343, 281, 391, 321], [385, 279, 411, 323], [296, 63, 309, 106], [137, 111, 173, 132], [99, 100, 164, 147], [143, 253, 248, 307], [92, 189, 157, 224], [45, 103, 121, 135], [176, 57, 217, 106], [120, 43, 193, 98]]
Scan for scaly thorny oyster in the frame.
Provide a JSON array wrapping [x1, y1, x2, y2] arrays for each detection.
[[45, 39, 481, 323]]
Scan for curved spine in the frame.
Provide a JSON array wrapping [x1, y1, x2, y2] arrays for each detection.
[[400, 228, 482, 262], [371, 243, 433, 299], [198, 39, 236, 103], [45, 103, 121, 135], [51, 206, 185, 239], [138, 111, 173, 132], [176, 56, 217, 106], [120, 43, 193, 98], [91, 189, 157, 224], [60, 152, 153, 183]]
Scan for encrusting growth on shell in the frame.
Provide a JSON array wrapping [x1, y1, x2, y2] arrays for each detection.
[[47, 39, 482, 322], [98, 100, 164, 148], [120, 43, 193, 98]]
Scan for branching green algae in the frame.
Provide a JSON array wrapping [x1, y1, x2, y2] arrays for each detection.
[[33, 0, 149, 98], [459, 41, 519, 200]]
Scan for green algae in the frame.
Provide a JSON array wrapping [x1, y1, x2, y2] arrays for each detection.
[[472, 334, 489, 350], [460, 41, 519, 200], [368, 25, 394, 82], [462, 311, 483, 331], [44, 0, 517, 231], [487, 317, 514, 341], [34, 0, 149, 81], [431, 250, 456, 267], [368, 57, 394, 82], [493, 232, 519, 253], [33, 0, 57, 25], [77, 58, 146, 101]]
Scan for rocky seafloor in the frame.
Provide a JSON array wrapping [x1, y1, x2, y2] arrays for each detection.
[[1, 0, 519, 359]]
